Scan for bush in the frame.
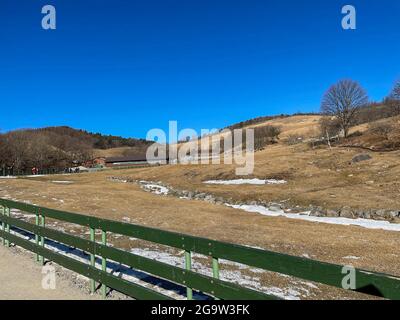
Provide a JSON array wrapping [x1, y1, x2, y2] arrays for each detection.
[[230, 125, 281, 152], [368, 122, 394, 140], [285, 134, 304, 145], [253, 125, 281, 150], [319, 117, 342, 138]]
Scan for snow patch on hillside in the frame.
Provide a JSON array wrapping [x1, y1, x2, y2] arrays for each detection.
[[204, 179, 287, 185], [140, 182, 170, 195], [228, 204, 400, 232], [52, 181, 74, 184]]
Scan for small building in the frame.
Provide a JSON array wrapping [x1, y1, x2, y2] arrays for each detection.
[[105, 154, 168, 167], [84, 157, 106, 168], [92, 157, 106, 167]]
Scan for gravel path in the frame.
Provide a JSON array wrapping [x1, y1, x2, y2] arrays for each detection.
[[0, 245, 98, 300]]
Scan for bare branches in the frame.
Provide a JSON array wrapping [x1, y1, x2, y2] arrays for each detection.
[[388, 80, 400, 115], [392, 80, 400, 99], [321, 79, 368, 138]]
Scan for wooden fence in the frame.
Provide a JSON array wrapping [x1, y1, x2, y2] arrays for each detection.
[[0, 198, 399, 300]]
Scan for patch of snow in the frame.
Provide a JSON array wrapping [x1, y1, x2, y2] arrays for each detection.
[[24, 175, 45, 178], [0, 176, 17, 179], [343, 256, 360, 260], [228, 204, 400, 232], [204, 179, 287, 185], [303, 282, 319, 289], [130, 248, 307, 300], [140, 183, 169, 195], [52, 181, 74, 184], [11, 209, 35, 219]]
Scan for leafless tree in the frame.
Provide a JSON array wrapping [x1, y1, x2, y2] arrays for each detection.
[[0, 130, 31, 171], [388, 80, 400, 115], [321, 79, 368, 138]]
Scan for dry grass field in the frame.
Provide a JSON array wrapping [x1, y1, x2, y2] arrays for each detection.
[[1, 115, 399, 299]]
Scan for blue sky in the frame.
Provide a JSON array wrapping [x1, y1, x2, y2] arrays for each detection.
[[0, 0, 399, 139]]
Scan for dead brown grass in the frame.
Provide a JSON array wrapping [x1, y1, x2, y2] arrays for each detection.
[[1, 115, 399, 299], [1, 169, 399, 276]]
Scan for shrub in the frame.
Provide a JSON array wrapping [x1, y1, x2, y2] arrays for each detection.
[[253, 125, 281, 150], [368, 122, 394, 140], [285, 134, 304, 145], [319, 117, 342, 138]]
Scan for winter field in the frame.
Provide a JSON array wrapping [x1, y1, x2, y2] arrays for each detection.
[[1, 116, 400, 300]]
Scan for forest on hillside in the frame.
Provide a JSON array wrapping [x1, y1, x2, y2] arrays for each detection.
[[0, 126, 152, 172]]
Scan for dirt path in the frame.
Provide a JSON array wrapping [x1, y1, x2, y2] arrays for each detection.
[[0, 245, 97, 300]]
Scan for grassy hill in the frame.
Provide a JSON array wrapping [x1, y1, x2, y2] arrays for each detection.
[[105, 113, 400, 212]]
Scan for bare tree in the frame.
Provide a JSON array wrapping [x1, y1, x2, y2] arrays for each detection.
[[388, 80, 400, 115], [321, 80, 368, 138]]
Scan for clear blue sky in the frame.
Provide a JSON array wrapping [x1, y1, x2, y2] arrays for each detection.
[[1, 0, 399, 138]]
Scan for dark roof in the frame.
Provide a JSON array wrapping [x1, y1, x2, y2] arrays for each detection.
[[105, 155, 147, 163], [105, 154, 169, 163]]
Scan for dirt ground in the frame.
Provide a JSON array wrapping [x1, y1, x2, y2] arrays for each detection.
[[0, 245, 98, 300]]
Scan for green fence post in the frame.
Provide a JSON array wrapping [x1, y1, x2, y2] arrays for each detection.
[[212, 257, 220, 300], [101, 230, 107, 299], [35, 210, 40, 262], [5, 207, 10, 247], [90, 227, 96, 294], [40, 215, 46, 265], [212, 257, 220, 279], [184, 251, 193, 300]]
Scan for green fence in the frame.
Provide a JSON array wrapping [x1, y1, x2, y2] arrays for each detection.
[[0, 198, 399, 300], [0, 167, 66, 177]]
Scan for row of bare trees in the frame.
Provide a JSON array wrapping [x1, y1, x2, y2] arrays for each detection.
[[320, 79, 400, 139], [0, 129, 93, 173]]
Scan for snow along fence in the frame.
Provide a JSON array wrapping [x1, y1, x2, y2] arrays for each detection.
[[0, 198, 399, 300]]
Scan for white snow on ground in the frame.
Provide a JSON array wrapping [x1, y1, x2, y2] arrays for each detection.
[[51, 198, 65, 203], [203, 179, 287, 185], [228, 204, 400, 232], [24, 175, 45, 178], [52, 181, 74, 184], [11, 209, 36, 219], [343, 256, 360, 260], [0, 176, 17, 179], [130, 248, 313, 300], [139, 182, 169, 195]]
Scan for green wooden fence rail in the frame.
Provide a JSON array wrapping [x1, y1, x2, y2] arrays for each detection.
[[0, 198, 399, 300]]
